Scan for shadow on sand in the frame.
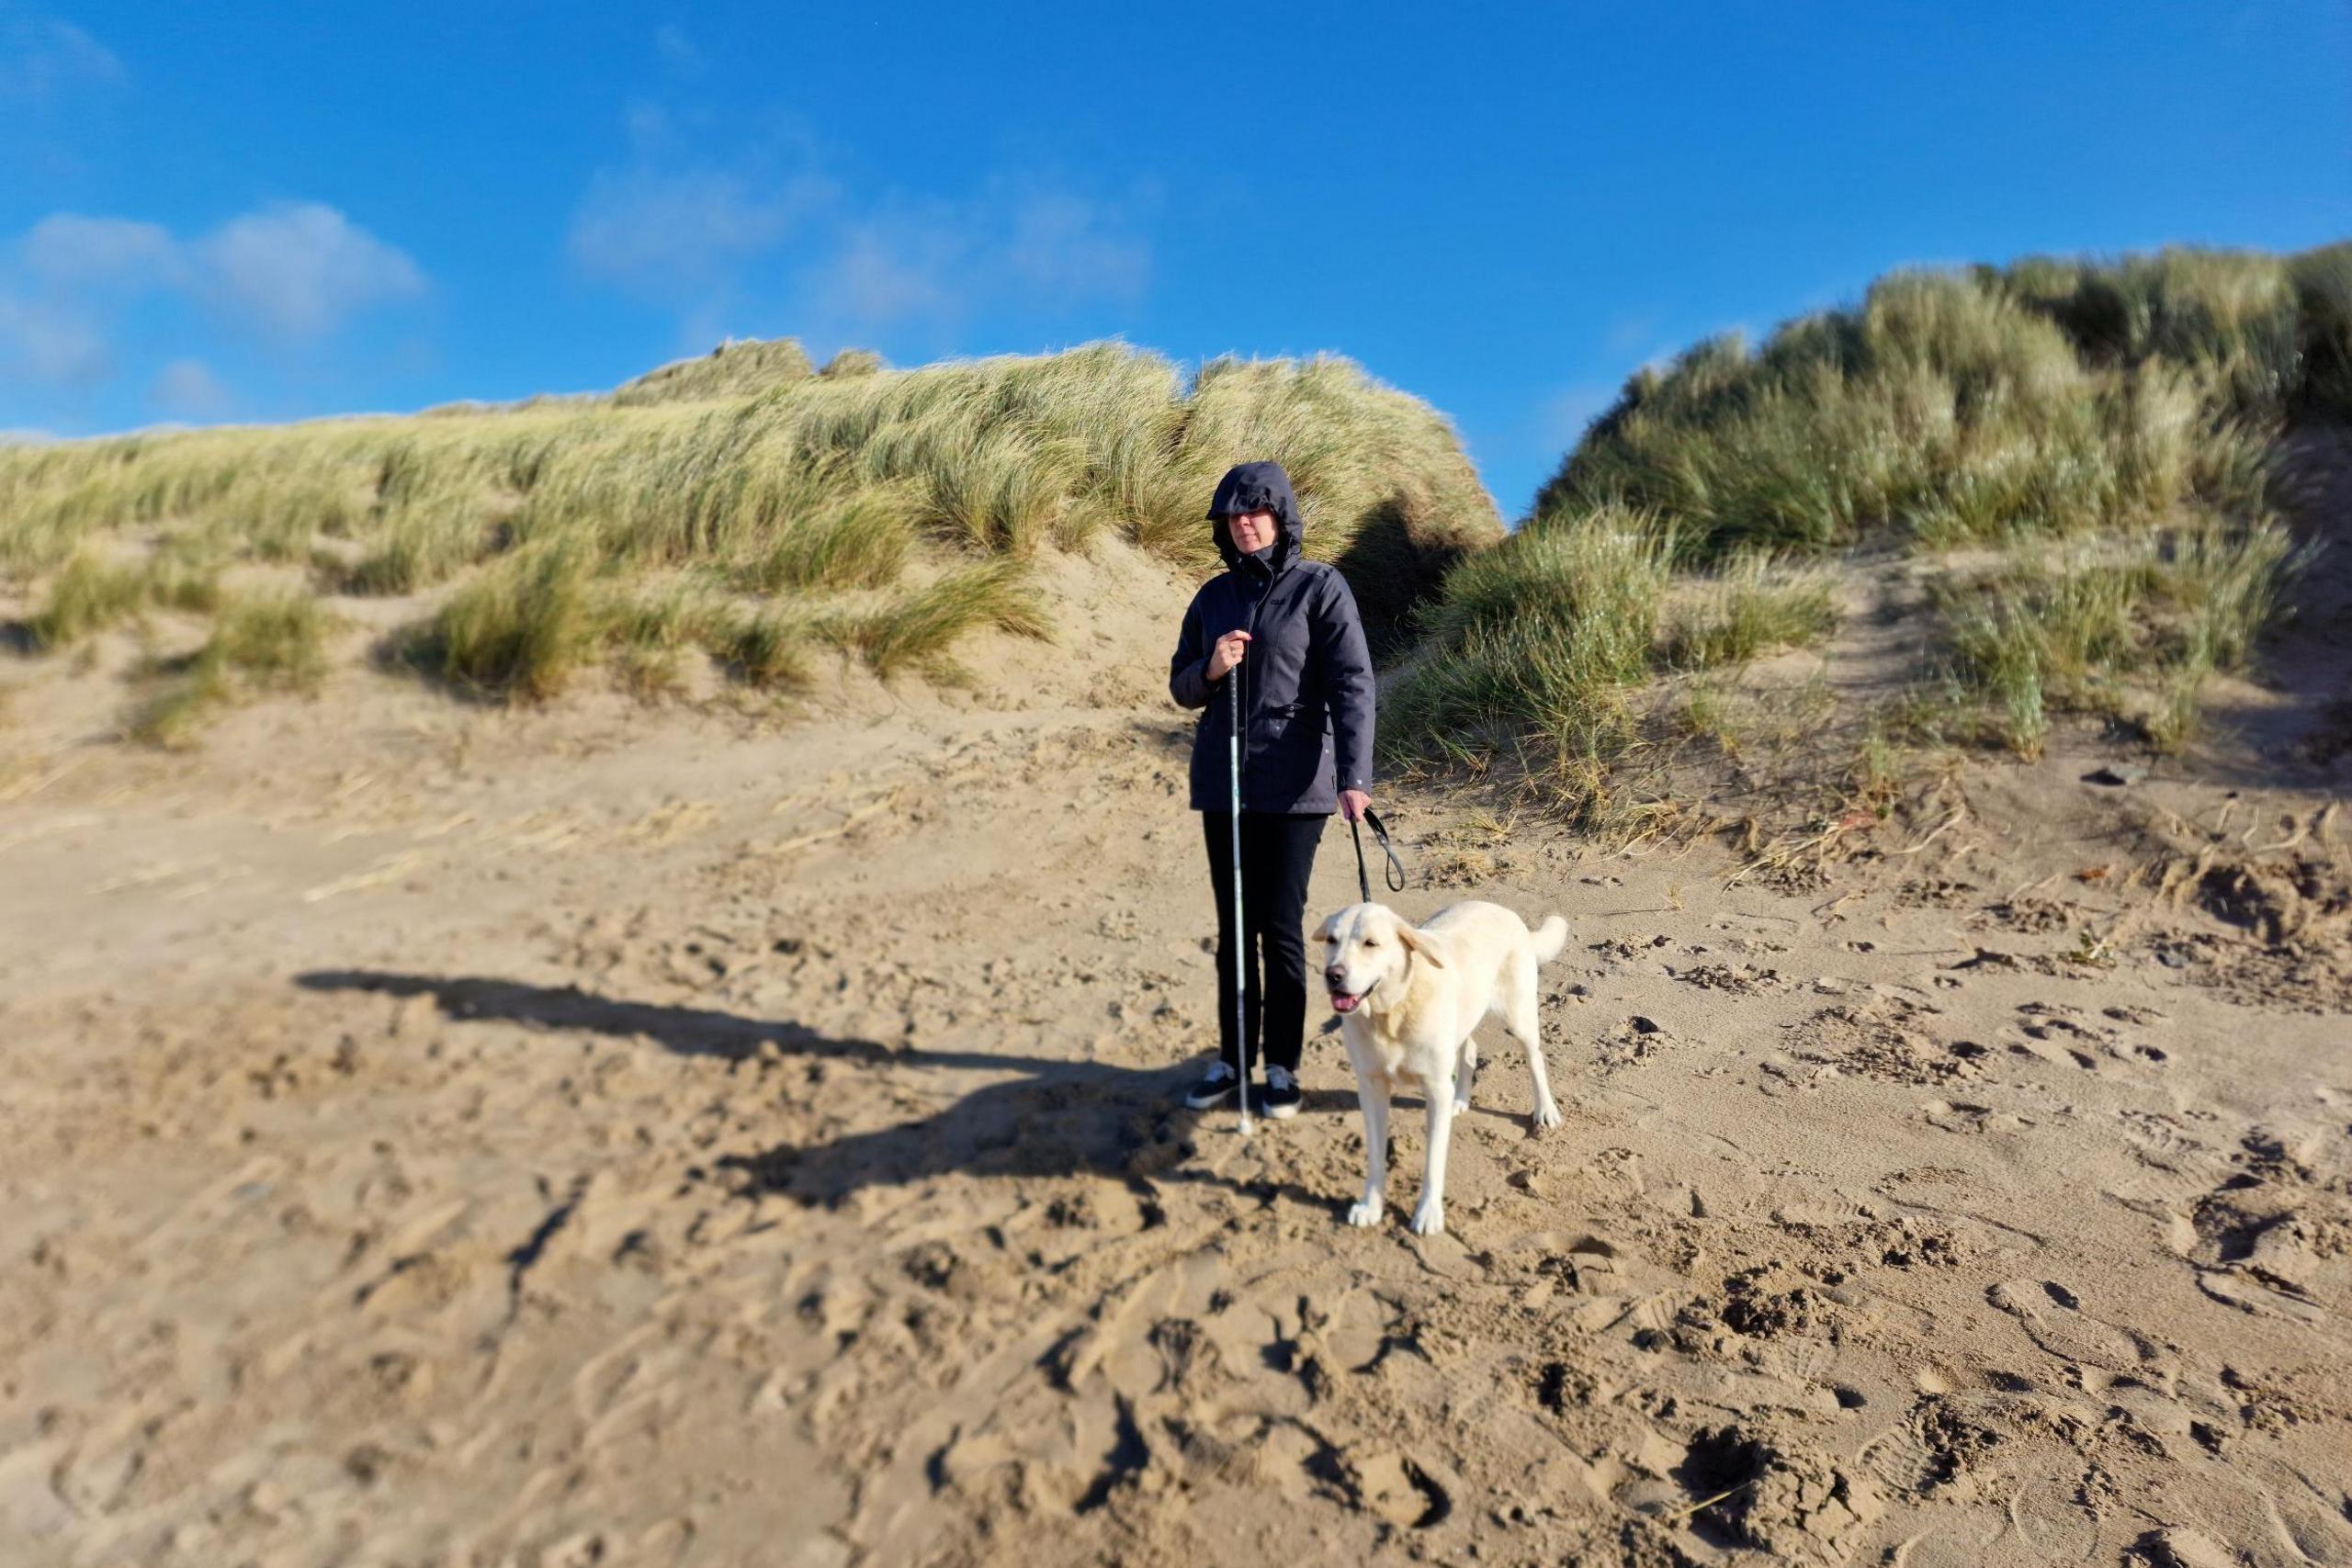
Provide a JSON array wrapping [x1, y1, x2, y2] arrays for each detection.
[[296, 969, 1362, 1209]]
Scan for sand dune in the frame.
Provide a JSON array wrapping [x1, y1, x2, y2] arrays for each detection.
[[3, 526, 2350, 1568]]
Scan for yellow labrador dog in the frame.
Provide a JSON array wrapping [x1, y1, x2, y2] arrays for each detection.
[[1316, 900, 1568, 1235]]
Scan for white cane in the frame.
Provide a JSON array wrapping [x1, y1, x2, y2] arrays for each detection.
[[1228, 652, 1251, 1137]]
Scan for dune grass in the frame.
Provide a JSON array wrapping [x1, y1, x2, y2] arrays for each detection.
[[128, 587, 333, 746], [1938, 518, 2300, 756], [1662, 552, 1838, 671], [1534, 265, 2296, 558], [420, 536, 609, 700], [26, 545, 222, 649], [716, 606, 816, 692], [2, 339, 1499, 731], [609, 337, 816, 407], [818, 558, 1052, 681], [1394, 243, 2346, 826], [406, 534, 1049, 699], [28, 550, 160, 649]]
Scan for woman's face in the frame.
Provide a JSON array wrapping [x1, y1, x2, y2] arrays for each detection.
[[1227, 508, 1278, 554]]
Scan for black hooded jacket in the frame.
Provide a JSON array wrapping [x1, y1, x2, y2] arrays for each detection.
[[1168, 461, 1375, 814]]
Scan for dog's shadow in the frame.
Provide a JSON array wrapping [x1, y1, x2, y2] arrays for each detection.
[[296, 969, 1358, 1208]]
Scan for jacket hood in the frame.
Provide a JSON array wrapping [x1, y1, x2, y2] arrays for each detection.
[[1207, 460, 1304, 578]]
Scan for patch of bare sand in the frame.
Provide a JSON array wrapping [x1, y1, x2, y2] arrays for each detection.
[[3, 536, 2350, 1568]]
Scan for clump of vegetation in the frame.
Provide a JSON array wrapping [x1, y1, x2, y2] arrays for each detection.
[[1939, 518, 2298, 756], [129, 588, 333, 746], [716, 607, 815, 691], [1384, 513, 1849, 824], [610, 337, 817, 407], [421, 536, 608, 700], [820, 348, 887, 378], [27, 550, 156, 648], [819, 558, 1051, 682], [1387, 513, 1670, 781], [1662, 552, 1838, 671], [2, 340, 1500, 719], [1393, 243, 2346, 826], [401, 533, 1046, 701], [25, 546, 220, 649]]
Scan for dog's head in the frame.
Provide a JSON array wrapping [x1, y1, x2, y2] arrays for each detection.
[[1315, 902, 1443, 1016]]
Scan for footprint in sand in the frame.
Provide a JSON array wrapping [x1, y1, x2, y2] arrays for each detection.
[[1985, 1280, 2148, 1377], [1348, 1449, 1453, 1529], [2186, 1206, 2335, 1327], [1658, 1422, 1881, 1562], [1917, 1100, 1997, 1134], [1861, 1392, 2017, 1502]]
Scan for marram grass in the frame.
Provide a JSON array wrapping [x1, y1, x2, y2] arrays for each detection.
[[2, 338, 1501, 731], [127, 586, 333, 747], [1391, 243, 2344, 825]]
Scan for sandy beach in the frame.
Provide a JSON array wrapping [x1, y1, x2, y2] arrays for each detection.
[[3, 528, 2347, 1568]]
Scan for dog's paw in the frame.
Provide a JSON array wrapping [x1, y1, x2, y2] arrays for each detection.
[[1453, 1094, 1472, 1115], [1408, 1200, 1445, 1236], [1345, 1196, 1384, 1227], [1532, 1100, 1563, 1132]]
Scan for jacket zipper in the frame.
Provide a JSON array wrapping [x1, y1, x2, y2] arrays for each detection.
[[1234, 564, 1283, 814]]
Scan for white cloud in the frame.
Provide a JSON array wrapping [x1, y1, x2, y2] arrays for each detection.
[[1000, 187, 1150, 302], [808, 213, 964, 324], [0, 200, 427, 412], [7, 202, 424, 343], [569, 165, 817, 295], [0, 289, 108, 382], [21, 213, 179, 288], [797, 185, 1149, 334], [0, 12, 123, 105], [568, 107, 1150, 340], [149, 357, 231, 418], [653, 24, 703, 73], [194, 202, 425, 340]]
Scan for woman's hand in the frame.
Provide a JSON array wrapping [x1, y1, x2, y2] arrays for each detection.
[[1340, 789, 1371, 823], [1204, 629, 1251, 681]]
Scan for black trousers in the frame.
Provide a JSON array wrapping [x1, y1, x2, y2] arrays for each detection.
[[1200, 810, 1328, 1076]]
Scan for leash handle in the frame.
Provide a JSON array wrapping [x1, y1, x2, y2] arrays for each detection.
[[1350, 807, 1407, 901]]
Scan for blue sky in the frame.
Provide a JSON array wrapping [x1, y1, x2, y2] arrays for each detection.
[[4, 2, 2347, 517]]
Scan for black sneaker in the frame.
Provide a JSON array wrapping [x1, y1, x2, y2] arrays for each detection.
[[1183, 1060, 1241, 1111], [1257, 1066, 1303, 1120]]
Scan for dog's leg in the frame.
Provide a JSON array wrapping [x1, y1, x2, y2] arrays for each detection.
[[1409, 1073, 1453, 1235], [1453, 1033, 1476, 1113], [1506, 957, 1563, 1131], [1347, 1075, 1390, 1227]]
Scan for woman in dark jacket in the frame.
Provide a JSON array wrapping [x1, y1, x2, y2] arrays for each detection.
[[1168, 460, 1376, 1119]]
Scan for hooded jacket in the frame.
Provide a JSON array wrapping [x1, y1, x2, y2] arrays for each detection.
[[1168, 461, 1375, 814]]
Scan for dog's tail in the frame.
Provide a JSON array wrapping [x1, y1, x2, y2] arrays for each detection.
[[1531, 913, 1569, 964]]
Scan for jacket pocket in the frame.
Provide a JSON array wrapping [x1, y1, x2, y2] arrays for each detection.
[[1259, 700, 1326, 731]]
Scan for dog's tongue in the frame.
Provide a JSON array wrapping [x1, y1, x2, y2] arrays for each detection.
[[1330, 991, 1361, 1013]]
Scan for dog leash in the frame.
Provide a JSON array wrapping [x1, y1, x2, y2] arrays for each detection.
[[1351, 807, 1408, 902]]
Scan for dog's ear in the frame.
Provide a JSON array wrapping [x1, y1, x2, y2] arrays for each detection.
[[1396, 920, 1446, 968], [1314, 910, 1342, 943]]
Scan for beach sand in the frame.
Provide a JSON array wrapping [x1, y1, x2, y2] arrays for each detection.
[[2, 534, 2347, 1567]]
